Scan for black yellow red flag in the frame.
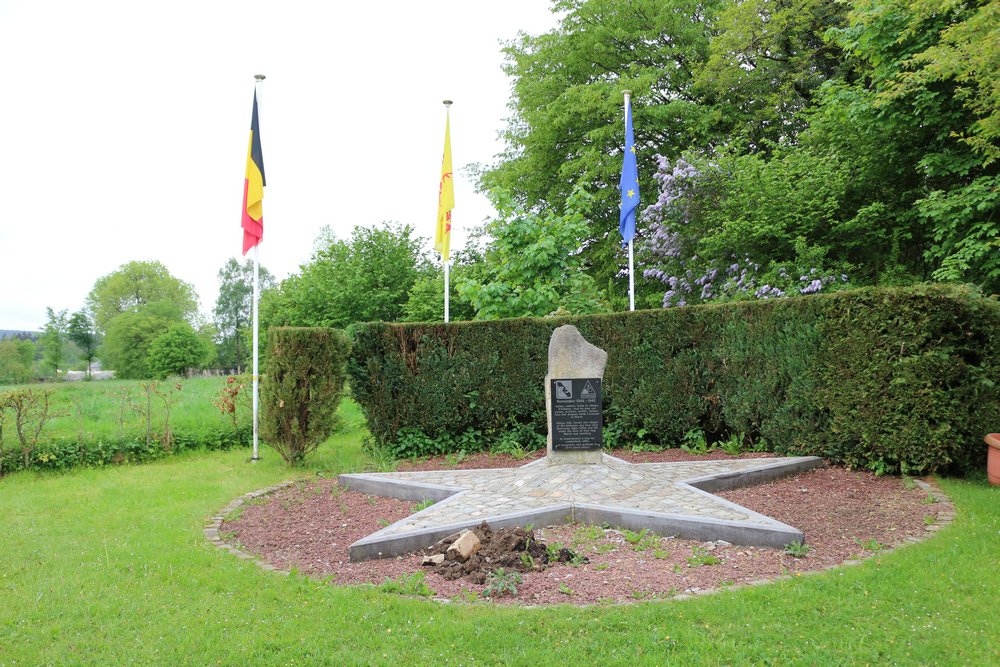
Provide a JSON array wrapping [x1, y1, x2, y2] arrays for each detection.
[[241, 91, 265, 255]]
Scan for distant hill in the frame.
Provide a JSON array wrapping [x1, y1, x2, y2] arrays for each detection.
[[0, 330, 40, 341]]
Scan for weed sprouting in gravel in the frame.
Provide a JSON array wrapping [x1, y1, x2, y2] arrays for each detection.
[[413, 498, 435, 512], [686, 546, 722, 567], [483, 568, 522, 598], [784, 542, 812, 558]]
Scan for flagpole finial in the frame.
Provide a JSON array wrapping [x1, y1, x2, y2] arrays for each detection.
[[442, 99, 453, 106], [254, 74, 266, 82]]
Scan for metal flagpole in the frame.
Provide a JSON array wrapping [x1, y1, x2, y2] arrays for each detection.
[[251, 73, 265, 462], [443, 100, 452, 324], [628, 238, 635, 311], [252, 244, 260, 461], [622, 90, 638, 310], [444, 261, 450, 323], [624, 90, 635, 312]]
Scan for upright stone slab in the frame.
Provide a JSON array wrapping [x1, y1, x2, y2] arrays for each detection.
[[545, 325, 607, 465]]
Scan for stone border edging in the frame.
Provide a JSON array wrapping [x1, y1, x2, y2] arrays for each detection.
[[204, 480, 299, 576], [204, 476, 956, 607]]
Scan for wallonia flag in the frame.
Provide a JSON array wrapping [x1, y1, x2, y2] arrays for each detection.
[[242, 91, 266, 255], [434, 115, 454, 262]]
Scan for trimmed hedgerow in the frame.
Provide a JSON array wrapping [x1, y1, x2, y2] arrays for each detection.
[[261, 327, 351, 465], [348, 285, 999, 475], [0, 426, 251, 475]]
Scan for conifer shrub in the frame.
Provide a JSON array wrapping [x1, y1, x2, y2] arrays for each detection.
[[261, 327, 351, 465], [348, 285, 999, 475]]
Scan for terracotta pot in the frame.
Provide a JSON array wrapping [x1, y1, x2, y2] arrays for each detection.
[[987, 433, 1000, 487]]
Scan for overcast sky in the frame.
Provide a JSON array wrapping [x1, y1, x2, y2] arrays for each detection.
[[0, 0, 560, 331]]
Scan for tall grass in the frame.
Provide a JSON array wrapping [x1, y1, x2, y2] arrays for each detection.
[[0, 405, 997, 665], [0, 377, 252, 473], [2, 377, 243, 442]]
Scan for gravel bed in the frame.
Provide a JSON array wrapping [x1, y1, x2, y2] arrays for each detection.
[[218, 450, 949, 606]]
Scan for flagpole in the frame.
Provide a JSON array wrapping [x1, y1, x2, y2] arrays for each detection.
[[442, 100, 453, 323], [444, 261, 450, 323], [252, 244, 260, 461], [628, 239, 635, 311], [624, 90, 635, 312], [251, 73, 265, 462]]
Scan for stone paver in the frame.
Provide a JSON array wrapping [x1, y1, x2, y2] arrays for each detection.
[[340, 454, 824, 561]]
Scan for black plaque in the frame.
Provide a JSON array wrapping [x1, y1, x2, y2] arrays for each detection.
[[550, 378, 602, 450]]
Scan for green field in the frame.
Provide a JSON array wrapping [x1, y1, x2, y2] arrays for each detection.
[[1, 376, 245, 441], [0, 377, 252, 473], [1, 398, 998, 666]]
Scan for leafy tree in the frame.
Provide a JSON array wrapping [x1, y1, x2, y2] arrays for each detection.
[[86, 260, 198, 332], [477, 0, 996, 305], [401, 245, 482, 323], [40, 308, 68, 379], [458, 185, 609, 319], [67, 311, 98, 379], [694, 0, 851, 150], [100, 309, 175, 379], [262, 222, 431, 329], [146, 323, 209, 380], [822, 0, 999, 292], [480, 0, 732, 292], [0, 339, 34, 385], [213, 257, 275, 371]]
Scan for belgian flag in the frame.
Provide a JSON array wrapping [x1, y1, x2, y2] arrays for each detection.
[[241, 91, 265, 255]]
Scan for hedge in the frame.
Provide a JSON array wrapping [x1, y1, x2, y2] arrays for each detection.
[[348, 285, 999, 475], [0, 426, 251, 475]]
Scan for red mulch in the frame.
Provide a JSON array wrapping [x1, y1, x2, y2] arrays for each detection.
[[219, 449, 948, 605]]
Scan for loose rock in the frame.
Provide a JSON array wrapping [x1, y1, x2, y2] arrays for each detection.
[[446, 530, 481, 562]]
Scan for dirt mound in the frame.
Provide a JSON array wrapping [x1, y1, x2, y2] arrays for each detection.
[[423, 522, 587, 584]]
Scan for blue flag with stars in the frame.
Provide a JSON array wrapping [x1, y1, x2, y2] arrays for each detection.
[[619, 97, 639, 245]]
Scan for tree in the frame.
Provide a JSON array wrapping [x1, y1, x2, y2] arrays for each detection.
[[86, 260, 198, 332], [67, 311, 98, 379], [458, 185, 609, 319], [262, 222, 431, 329], [213, 257, 275, 371], [0, 339, 34, 385], [480, 0, 725, 291], [100, 308, 176, 379], [40, 308, 68, 379], [814, 0, 1000, 292], [401, 244, 483, 323], [146, 323, 209, 379], [693, 0, 851, 150]]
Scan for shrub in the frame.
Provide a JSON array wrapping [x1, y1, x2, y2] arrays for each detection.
[[261, 327, 351, 465], [0, 388, 61, 473], [348, 285, 999, 475]]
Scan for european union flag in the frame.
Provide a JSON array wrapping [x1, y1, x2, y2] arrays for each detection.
[[619, 97, 639, 246]]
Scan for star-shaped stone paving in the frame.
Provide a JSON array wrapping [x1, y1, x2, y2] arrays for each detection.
[[339, 454, 823, 561]]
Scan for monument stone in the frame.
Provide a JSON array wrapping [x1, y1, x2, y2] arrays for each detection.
[[545, 325, 607, 465]]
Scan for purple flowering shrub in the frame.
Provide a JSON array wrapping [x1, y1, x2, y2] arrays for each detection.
[[639, 156, 852, 308]]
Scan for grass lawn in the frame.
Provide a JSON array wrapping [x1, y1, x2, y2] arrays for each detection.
[[1, 403, 998, 666]]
